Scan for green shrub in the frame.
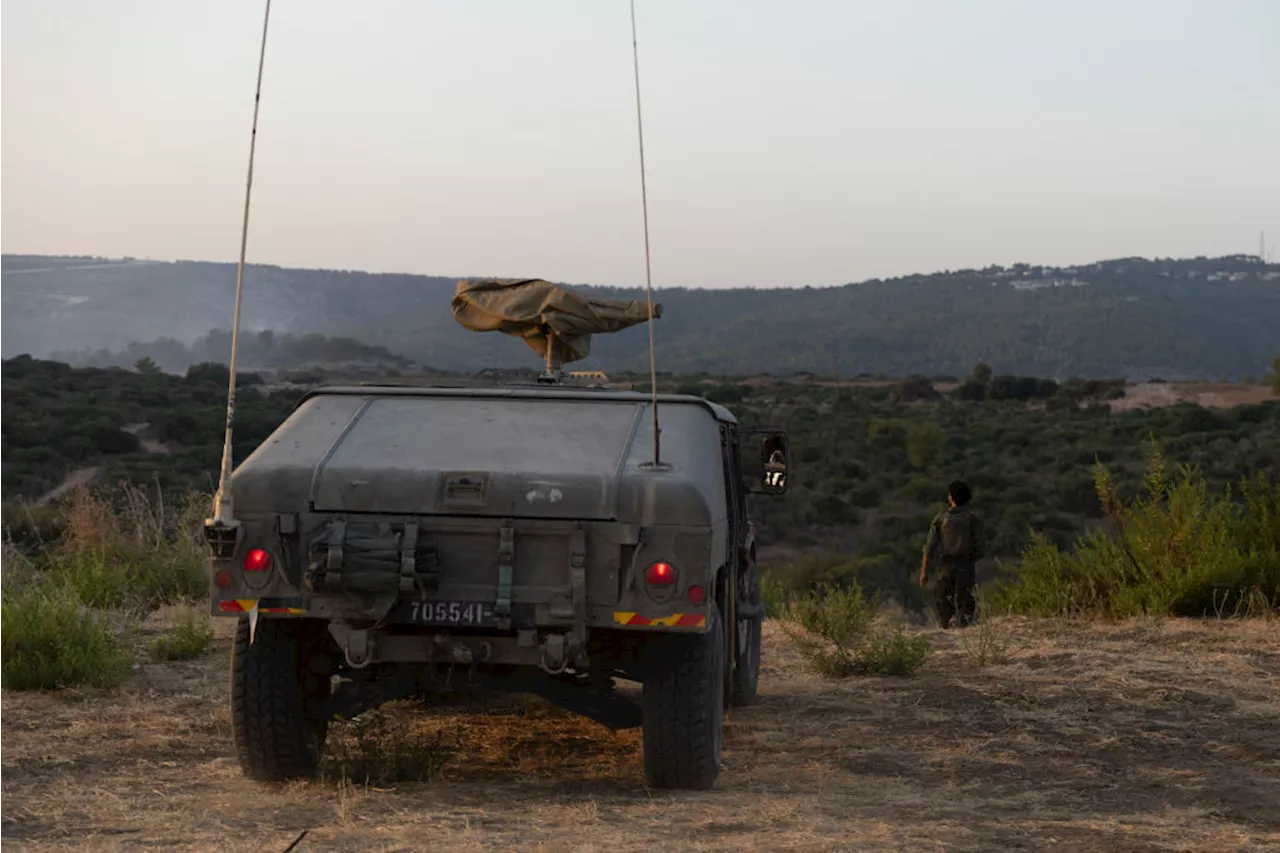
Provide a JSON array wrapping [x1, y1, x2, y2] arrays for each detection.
[[51, 546, 205, 610], [779, 584, 929, 677], [1, 580, 133, 690], [150, 607, 214, 661], [993, 441, 1280, 618]]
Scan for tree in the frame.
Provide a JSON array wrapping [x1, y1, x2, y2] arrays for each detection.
[[867, 418, 909, 451], [906, 423, 947, 471], [972, 362, 993, 385], [1269, 355, 1280, 395], [956, 380, 987, 401], [989, 375, 1018, 401], [134, 356, 161, 375], [893, 376, 937, 402]]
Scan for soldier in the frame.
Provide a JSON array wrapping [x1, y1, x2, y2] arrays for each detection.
[[919, 480, 986, 628]]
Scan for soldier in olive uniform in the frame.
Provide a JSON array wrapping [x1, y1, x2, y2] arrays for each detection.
[[919, 480, 987, 628]]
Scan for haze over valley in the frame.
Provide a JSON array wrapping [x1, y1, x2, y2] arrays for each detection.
[[4, 252, 1278, 381]]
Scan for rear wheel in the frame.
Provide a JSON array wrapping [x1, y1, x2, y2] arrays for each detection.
[[641, 604, 725, 790], [231, 618, 331, 781]]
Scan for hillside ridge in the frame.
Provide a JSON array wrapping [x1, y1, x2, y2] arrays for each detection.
[[4, 253, 1277, 379]]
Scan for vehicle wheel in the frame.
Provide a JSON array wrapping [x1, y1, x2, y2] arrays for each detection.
[[730, 555, 762, 706], [231, 617, 330, 781], [641, 603, 725, 790]]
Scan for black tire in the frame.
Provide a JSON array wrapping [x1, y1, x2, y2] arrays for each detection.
[[730, 555, 762, 706], [641, 603, 725, 790], [231, 618, 330, 782]]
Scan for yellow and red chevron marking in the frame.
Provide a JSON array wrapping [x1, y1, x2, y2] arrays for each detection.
[[217, 599, 306, 615], [613, 611, 706, 628], [219, 599, 259, 613]]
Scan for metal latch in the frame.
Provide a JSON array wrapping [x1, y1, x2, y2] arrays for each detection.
[[399, 520, 419, 593], [325, 519, 346, 586]]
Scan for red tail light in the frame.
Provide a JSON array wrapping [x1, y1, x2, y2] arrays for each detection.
[[214, 569, 233, 588], [243, 548, 272, 572], [646, 561, 676, 585], [686, 584, 705, 604]]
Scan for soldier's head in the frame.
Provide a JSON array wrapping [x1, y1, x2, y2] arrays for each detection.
[[947, 480, 972, 507]]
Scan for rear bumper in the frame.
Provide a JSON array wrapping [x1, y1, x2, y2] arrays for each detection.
[[211, 595, 708, 632]]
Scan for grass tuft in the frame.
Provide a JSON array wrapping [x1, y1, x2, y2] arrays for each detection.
[[149, 606, 215, 661], [957, 593, 1023, 667], [779, 584, 930, 677]]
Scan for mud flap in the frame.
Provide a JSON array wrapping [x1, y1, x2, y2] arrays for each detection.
[[248, 601, 259, 644]]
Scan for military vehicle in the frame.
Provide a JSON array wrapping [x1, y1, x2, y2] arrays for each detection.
[[207, 278, 789, 790]]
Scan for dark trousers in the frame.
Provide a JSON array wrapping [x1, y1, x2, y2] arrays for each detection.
[[932, 559, 977, 628]]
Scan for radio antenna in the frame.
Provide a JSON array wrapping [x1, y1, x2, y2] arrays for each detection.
[[630, 0, 663, 467], [210, 0, 273, 529]]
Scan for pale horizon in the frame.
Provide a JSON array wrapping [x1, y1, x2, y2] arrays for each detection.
[[3, 0, 1278, 289]]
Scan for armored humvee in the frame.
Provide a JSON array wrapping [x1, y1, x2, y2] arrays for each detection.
[[206, 279, 789, 790]]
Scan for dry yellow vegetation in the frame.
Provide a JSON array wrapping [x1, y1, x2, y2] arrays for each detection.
[[2, 617, 1278, 852]]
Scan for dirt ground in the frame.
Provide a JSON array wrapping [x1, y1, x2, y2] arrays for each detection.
[[1108, 382, 1275, 412], [3, 617, 1278, 852]]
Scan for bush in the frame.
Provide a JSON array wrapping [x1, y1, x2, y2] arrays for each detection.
[[150, 607, 214, 661], [48, 485, 206, 610], [992, 441, 1280, 617], [1, 580, 133, 690], [779, 585, 930, 677]]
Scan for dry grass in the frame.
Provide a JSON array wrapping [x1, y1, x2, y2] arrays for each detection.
[[2, 618, 1279, 852]]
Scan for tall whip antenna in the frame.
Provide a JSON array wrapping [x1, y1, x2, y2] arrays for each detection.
[[211, 0, 273, 528], [630, 0, 662, 467]]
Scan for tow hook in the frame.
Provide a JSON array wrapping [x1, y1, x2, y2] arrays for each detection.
[[539, 634, 569, 674], [343, 629, 373, 669]]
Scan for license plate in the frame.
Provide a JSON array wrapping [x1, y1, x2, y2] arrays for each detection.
[[401, 600, 498, 626], [391, 598, 536, 628]]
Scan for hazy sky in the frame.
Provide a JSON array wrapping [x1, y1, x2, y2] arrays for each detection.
[[3, 0, 1277, 288]]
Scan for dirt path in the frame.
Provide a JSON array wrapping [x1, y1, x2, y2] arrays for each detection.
[[33, 466, 103, 508], [32, 425, 172, 506], [2, 618, 1277, 851]]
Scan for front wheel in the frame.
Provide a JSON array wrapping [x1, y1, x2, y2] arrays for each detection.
[[641, 603, 725, 790], [730, 556, 763, 706], [231, 618, 331, 781]]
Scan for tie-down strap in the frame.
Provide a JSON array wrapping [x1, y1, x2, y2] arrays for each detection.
[[496, 520, 515, 620]]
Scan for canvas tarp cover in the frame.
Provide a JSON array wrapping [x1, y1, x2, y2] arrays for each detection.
[[451, 278, 661, 364]]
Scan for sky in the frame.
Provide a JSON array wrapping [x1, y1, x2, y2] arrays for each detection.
[[2, 0, 1278, 289]]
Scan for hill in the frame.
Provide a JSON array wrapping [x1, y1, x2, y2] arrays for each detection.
[[4, 253, 1278, 380], [2, 616, 1276, 851]]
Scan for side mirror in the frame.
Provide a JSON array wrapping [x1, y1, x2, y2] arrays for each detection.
[[746, 431, 790, 495]]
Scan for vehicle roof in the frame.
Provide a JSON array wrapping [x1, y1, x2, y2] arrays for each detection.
[[298, 383, 739, 425]]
